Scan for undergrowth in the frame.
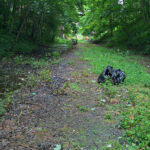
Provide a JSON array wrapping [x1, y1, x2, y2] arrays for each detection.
[[13, 55, 49, 68], [54, 37, 72, 45], [0, 93, 12, 116], [80, 44, 150, 149], [0, 33, 37, 58]]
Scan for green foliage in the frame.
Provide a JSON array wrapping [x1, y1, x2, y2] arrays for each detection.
[[105, 113, 112, 120], [0, 33, 37, 58], [81, 0, 150, 53], [50, 58, 62, 65], [77, 105, 90, 112], [55, 37, 72, 45], [68, 82, 81, 92], [14, 55, 49, 68], [38, 69, 52, 82], [26, 74, 38, 88], [13, 40, 38, 54], [52, 51, 60, 58], [0, 93, 12, 116], [120, 89, 150, 149], [0, 0, 79, 57]]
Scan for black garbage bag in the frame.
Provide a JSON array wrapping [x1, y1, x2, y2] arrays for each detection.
[[97, 66, 126, 85], [72, 39, 78, 45]]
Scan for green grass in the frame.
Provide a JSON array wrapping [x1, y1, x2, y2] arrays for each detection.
[[13, 55, 49, 68], [80, 44, 150, 149], [78, 105, 90, 112], [68, 82, 81, 92], [52, 51, 60, 58], [81, 46, 150, 86], [38, 69, 52, 82], [54, 37, 72, 45], [0, 93, 12, 116]]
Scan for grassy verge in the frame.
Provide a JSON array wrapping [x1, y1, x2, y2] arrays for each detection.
[[80, 44, 150, 149]]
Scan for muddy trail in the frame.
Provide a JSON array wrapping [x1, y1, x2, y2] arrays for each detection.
[[0, 44, 122, 150]]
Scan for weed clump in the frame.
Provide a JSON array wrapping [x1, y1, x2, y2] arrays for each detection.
[[52, 51, 60, 58], [38, 69, 52, 82]]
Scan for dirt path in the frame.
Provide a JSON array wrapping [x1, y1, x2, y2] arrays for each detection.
[[0, 45, 122, 150]]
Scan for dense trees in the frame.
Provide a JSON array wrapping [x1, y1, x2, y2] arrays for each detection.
[[1, 0, 150, 56], [1, 0, 80, 42], [0, 0, 79, 56], [81, 0, 150, 53]]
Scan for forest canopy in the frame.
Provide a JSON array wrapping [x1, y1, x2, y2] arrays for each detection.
[[0, 0, 79, 57], [80, 0, 150, 53], [0, 0, 150, 57]]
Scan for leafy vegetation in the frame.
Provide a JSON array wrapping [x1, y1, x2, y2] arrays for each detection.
[[81, 45, 150, 149], [120, 88, 150, 149], [0, 93, 12, 116], [0, 0, 79, 57], [14, 55, 50, 68], [68, 82, 81, 92], [38, 69, 52, 82], [52, 51, 60, 58], [80, 0, 150, 54], [77, 105, 90, 112]]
